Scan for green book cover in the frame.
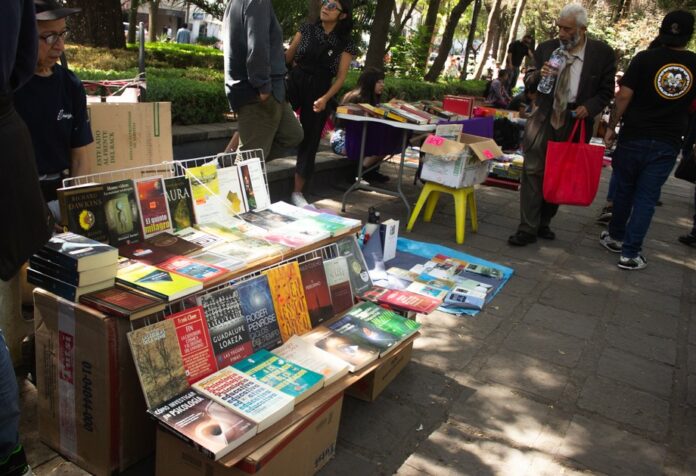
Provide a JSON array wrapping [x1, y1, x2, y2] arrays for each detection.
[[348, 301, 420, 340], [103, 179, 142, 246]]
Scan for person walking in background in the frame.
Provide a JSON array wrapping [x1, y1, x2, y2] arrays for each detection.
[[508, 3, 615, 247], [285, 0, 357, 207], [222, 0, 303, 160], [175, 23, 191, 44], [601, 11, 696, 270], [506, 34, 534, 95]]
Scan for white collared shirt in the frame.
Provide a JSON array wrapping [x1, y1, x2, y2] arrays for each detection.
[[567, 37, 587, 103]]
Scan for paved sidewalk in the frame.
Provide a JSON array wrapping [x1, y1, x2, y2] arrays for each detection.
[[19, 160, 696, 475]]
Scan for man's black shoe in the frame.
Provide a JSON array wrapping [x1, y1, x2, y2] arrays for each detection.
[[537, 227, 556, 240], [508, 231, 537, 246], [679, 233, 696, 247]]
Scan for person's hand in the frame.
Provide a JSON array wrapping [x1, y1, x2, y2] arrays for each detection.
[[541, 61, 560, 77], [259, 92, 271, 102], [572, 105, 589, 119], [313, 97, 327, 113], [604, 128, 617, 149]]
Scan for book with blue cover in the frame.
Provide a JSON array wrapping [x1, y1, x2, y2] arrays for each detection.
[[236, 276, 282, 352], [232, 349, 324, 403]]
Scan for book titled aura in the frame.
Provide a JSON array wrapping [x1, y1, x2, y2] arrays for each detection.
[[232, 349, 324, 403], [192, 366, 294, 432], [165, 306, 217, 384], [323, 257, 354, 316], [136, 177, 173, 238], [263, 262, 312, 342], [103, 179, 142, 246], [164, 176, 195, 232], [298, 258, 333, 327], [197, 287, 254, 367], [236, 276, 282, 352], [148, 389, 257, 461], [117, 262, 203, 301], [58, 184, 109, 242], [36, 232, 118, 272], [273, 335, 349, 386]]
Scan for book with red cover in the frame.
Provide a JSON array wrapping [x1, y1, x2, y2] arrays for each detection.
[[119, 232, 203, 265], [361, 286, 440, 314], [158, 256, 231, 286], [135, 177, 173, 238], [79, 286, 166, 320], [323, 257, 354, 316], [166, 306, 217, 384], [298, 257, 333, 327]]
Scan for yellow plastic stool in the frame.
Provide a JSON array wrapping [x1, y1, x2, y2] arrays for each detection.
[[406, 183, 478, 244]]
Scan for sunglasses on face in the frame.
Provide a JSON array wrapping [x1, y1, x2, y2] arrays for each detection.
[[321, 0, 343, 12], [40, 29, 69, 46]]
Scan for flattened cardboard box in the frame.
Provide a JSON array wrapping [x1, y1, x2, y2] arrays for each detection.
[[347, 341, 413, 401], [86, 102, 173, 175], [34, 288, 154, 476], [156, 393, 343, 476]]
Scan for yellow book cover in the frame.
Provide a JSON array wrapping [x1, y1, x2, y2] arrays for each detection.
[[263, 262, 312, 341], [116, 262, 203, 301], [186, 163, 220, 225]]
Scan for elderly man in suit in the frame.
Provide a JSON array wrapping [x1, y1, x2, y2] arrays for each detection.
[[508, 4, 616, 246]]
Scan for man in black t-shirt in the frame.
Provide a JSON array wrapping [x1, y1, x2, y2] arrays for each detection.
[[506, 35, 534, 95], [601, 10, 696, 270]]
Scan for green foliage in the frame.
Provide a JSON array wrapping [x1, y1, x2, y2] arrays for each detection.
[[196, 35, 220, 46], [130, 42, 224, 69], [389, 26, 432, 79]]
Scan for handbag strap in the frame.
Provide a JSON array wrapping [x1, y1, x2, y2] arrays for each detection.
[[566, 119, 586, 143]]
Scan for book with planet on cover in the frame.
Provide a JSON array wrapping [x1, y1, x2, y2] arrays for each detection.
[[116, 262, 203, 301]]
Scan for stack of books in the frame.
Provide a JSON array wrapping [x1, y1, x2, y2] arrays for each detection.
[[28, 232, 119, 302]]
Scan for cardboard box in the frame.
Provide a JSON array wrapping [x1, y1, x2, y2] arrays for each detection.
[[156, 393, 344, 476], [85, 102, 173, 175], [34, 289, 155, 476], [347, 341, 413, 401], [443, 95, 474, 118], [420, 133, 502, 188]]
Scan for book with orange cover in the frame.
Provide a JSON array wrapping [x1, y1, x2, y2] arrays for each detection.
[[263, 262, 312, 341]]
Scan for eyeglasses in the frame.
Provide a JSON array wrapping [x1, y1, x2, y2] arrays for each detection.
[[321, 0, 343, 12], [39, 29, 69, 46]]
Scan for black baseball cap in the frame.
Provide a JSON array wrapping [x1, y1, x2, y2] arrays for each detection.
[[35, 0, 81, 21], [658, 10, 694, 46]]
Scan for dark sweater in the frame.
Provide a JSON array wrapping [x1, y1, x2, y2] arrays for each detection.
[[1, 0, 37, 94]]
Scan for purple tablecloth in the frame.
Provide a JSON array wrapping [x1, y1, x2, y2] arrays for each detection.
[[344, 120, 407, 161]]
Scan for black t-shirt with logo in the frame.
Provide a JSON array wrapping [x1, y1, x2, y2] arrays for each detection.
[[14, 65, 93, 175], [619, 47, 696, 146]]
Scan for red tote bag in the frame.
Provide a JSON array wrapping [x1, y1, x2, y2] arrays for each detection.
[[543, 119, 605, 206]]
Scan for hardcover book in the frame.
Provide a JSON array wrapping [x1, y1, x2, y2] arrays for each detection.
[[197, 287, 254, 367], [116, 262, 203, 301], [263, 262, 313, 342], [29, 254, 117, 287], [192, 366, 294, 432], [127, 319, 190, 408], [79, 286, 166, 320], [336, 236, 373, 295], [236, 275, 282, 352], [148, 389, 257, 461], [119, 232, 203, 266], [27, 268, 113, 302], [302, 325, 379, 373], [237, 158, 270, 211], [102, 179, 142, 246], [158, 256, 231, 286], [36, 232, 118, 272], [347, 301, 420, 341], [135, 177, 173, 238], [298, 257, 333, 327], [273, 335, 349, 386], [232, 349, 324, 403], [217, 166, 247, 217], [166, 306, 217, 384], [164, 176, 196, 232], [323, 257, 354, 316], [58, 184, 109, 242], [186, 162, 222, 225]]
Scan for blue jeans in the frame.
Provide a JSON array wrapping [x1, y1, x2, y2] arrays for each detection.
[[0, 329, 19, 460], [608, 139, 678, 258]]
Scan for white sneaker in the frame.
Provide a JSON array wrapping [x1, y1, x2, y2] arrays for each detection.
[[290, 192, 309, 207], [22, 466, 36, 476], [617, 254, 647, 270], [599, 231, 622, 253]]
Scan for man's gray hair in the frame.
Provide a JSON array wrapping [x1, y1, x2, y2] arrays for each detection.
[[559, 3, 588, 28]]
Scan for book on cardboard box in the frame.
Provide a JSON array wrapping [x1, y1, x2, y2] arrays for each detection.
[[347, 301, 420, 341], [236, 275, 283, 352], [302, 325, 379, 373], [326, 312, 400, 357], [26, 267, 114, 302], [127, 319, 191, 408], [79, 286, 166, 320], [164, 176, 196, 232], [158, 256, 231, 286], [263, 262, 313, 342], [298, 257, 333, 327], [135, 177, 174, 238], [57, 183, 109, 243], [117, 262, 203, 301], [323, 257, 354, 316], [197, 286, 254, 367], [28, 254, 117, 287], [119, 231, 203, 266], [192, 366, 294, 432], [273, 335, 349, 386], [232, 349, 324, 403], [36, 232, 118, 272], [165, 306, 217, 384], [237, 158, 270, 211], [148, 389, 257, 461], [103, 179, 142, 246], [336, 235, 373, 295]]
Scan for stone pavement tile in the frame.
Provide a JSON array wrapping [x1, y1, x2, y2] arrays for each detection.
[[381, 361, 455, 409], [318, 448, 381, 476], [419, 310, 505, 341], [623, 262, 685, 298], [558, 414, 666, 476], [551, 257, 622, 289], [484, 293, 523, 319], [412, 333, 485, 374], [597, 348, 674, 398], [480, 211, 521, 231], [577, 376, 669, 438], [477, 349, 571, 401], [448, 380, 567, 451], [617, 287, 682, 317], [551, 216, 590, 234], [691, 324, 696, 345], [501, 324, 586, 368], [397, 421, 533, 476], [610, 305, 679, 340], [499, 244, 568, 267], [474, 221, 518, 240], [502, 275, 540, 298], [688, 375, 696, 407], [577, 236, 625, 264], [539, 283, 608, 317], [35, 459, 91, 476], [454, 232, 507, 254], [605, 324, 677, 365], [689, 345, 696, 375], [495, 255, 553, 281], [523, 303, 599, 339]]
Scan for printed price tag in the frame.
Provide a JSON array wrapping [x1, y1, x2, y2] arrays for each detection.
[[424, 135, 445, 146], [482, 149, 495, 159]]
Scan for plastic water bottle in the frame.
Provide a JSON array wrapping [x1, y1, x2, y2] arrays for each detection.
[[537, 47, 567, 94]]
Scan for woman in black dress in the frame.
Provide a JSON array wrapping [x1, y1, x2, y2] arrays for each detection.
[[285, 0, 357, 207]]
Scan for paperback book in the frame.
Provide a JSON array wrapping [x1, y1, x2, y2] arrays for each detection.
[[158, 256, 231, 286], [347, 301, 420, 340], [302, 325, 379, 373], [273, 335, 349, 386], [166, 306, 217, 384], [325, 313, 400, 357], [236, 275, 282, 352], [263, 262, 312, 342], [323, 257, 354, 316], [117, 262, 203, 301], [135, 177, 173, 238], [35, 232, 118, 272], [361, 286, 441, 314], [164, 176, 196, 232], [217, 165, 247, 216], [187, 162, 222, 225], [118, 232, 203, 266], [79, 286, 166, 320], [175, 227, 227, 251], [27, 268, 113, 302], [28, 254, 117, 287], [336, 235, 373, 295], [237, 158, 270, 211], [189, 251, 245, 273], [58, 184, 109, 242], [102, 179, 142, 246], [298, 257, 333, 327]]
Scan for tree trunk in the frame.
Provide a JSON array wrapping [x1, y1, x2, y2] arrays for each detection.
[[501, 0, 527, 68], [149, 0, 160, 43], [127, 0, 139, 45], [385, 0, 419, 52], [415, 0, 442, 72], [489, 10, 502, 63], [423, 0, 475, 82], [365, 0, 396, 69], [460, 0, 482, 80], [307, 0, 322, 24], [65, 0, 125, 48], [473, 0, 503, 79]]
